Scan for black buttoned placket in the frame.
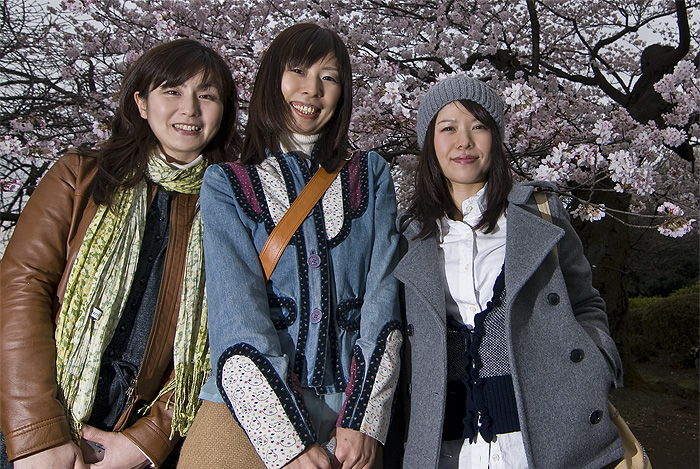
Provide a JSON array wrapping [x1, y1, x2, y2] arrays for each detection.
[[88, 189, 171, 431]]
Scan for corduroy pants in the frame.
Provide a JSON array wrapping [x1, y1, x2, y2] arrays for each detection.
[[177, 400, 265, 469], [178, 398, 385, 468]]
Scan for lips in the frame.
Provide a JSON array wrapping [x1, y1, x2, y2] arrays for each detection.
[[173, 123, 202, 131], [453, 155, 478, 163], [291, 102, 320, 116]]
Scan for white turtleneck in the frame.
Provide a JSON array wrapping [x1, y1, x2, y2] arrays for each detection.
[[155, 150, 203, 169], [280, 133, 321, 158]]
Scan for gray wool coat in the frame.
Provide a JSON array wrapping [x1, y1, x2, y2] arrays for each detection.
[[390, 182, 625, 469]]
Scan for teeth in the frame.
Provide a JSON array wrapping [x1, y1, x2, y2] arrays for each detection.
[[292, 103, 318, 115], [174, 124, 201, 131]]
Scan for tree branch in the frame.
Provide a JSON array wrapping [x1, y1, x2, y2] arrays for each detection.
[[526, 0, 541, 76]]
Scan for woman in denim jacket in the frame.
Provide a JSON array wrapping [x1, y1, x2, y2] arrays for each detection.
[[180, 23, 402, 469]]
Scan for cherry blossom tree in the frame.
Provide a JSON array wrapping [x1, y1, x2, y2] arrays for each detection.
[[1, 0, 698, 345]]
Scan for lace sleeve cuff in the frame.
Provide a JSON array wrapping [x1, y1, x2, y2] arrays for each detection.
[[338, 322, 402, 444], [217, 343, 315, 468]]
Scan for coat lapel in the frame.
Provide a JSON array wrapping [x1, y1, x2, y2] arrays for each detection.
[[394, 224, 447, 330], [505, 201, 564, 300]]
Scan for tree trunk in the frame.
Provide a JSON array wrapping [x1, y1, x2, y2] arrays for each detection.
[[571, 185, 646, 387]]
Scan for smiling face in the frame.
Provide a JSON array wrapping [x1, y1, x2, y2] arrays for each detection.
[[280, 55, 342, 136], [433, 101, 493, 206], [135, 73, 224, 164]]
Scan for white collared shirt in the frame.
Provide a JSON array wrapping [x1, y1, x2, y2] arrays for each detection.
[[437, 186, 528, 468], [439, 186, 506, 327]]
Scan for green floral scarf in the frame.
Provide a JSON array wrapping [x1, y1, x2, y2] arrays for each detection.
[[55, 154, 210, 439]]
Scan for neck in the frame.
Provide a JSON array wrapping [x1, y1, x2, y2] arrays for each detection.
[[155, 149, 203, 170], [449, 182, 485, 215]]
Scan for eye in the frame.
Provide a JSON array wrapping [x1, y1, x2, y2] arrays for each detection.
[[322, 74, 339, 83], [199, 92, 220, 101], [473, 123, 487, 130], [163, 88, 180, 96], [289, 67, 304, 75], [439, 125, 455, 132]]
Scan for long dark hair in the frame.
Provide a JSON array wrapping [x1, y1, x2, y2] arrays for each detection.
[[240, 23, 353, 171], [409, 99, 512, 238], [87, 39, 240, 205]]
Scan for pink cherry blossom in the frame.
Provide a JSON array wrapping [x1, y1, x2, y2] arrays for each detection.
[[1, 0, 697, 241]]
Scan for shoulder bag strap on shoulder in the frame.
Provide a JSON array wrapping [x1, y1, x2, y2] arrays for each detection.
[[258, 154, 353, 281]]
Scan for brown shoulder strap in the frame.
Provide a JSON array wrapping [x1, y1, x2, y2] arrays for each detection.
[[259, 157, 350, 281], [533, 190, 559, 260]]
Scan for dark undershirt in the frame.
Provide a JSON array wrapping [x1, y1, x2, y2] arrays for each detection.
[[88, 189, 171, 431]]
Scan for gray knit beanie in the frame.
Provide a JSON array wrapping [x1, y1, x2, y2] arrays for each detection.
[[415, 74, 505, 148]]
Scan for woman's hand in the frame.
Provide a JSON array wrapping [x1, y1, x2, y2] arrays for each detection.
[[332, 428, 376, 469], [13, 441, 86, 469], [283, 443, 331, 469], [80, 425, 149, 469]]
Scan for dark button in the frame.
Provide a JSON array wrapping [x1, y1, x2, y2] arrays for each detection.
[[308, 254, 321, 269], [570, 349, 585, 363], [120, 325, 127, 332], [147, 255, 154, 263], [139, 277, 146, 285], [310, 308, 322, 324], [155, 235, 162, 241], [589, 410, 604, 424], [108, 350, 115, 358], [159, 216, 165, 222], [406, 324, 414, 336], [547, 293, 560, 305]]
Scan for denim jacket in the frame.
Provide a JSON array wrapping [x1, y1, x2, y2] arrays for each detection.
[[199, 150, 402, 468]]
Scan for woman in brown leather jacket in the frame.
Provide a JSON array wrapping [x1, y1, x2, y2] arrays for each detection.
[[0, 39, 239, 468]]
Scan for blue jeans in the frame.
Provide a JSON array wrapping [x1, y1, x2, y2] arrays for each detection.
[[301, 389, 345, 445], [0, 430, 13, 469]]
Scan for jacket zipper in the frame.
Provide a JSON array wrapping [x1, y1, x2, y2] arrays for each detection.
[[113, 378, 139, 432]]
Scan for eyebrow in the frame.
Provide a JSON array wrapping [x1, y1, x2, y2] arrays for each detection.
[[436, 118, 457, 125], [196, 82, 219, 91]]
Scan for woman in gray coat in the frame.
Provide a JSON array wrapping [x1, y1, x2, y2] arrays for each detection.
[[390, 75, 625, 468]]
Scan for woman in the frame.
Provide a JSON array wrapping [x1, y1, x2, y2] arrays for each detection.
[[391, 74, 624, 468], [180, 23, 402, 469], [0, 39, 239, 468]]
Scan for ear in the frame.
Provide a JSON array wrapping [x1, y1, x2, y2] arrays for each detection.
[[134, 91, 148, 119]]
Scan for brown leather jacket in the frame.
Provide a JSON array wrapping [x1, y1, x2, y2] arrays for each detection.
[[0, 153, 201, 466]]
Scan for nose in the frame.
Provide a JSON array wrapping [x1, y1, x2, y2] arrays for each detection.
[[456, 130, 473, 149], [180, 92, 201, 116], [300, 74, 323, 97]]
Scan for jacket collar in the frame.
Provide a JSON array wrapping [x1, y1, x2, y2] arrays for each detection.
[[505, 184, 564, 299], [394, 183, 565, 322]]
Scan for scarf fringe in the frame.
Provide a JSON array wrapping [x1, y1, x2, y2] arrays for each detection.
[[141, 355, 211, 439]]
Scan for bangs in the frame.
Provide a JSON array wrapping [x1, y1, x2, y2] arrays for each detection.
[[283, 27, 347, 75], [148, 50, 229, 97], [458, 100, 499, 136]]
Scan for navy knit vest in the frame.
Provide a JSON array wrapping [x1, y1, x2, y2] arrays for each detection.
[[443, 267, 520, 443]]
